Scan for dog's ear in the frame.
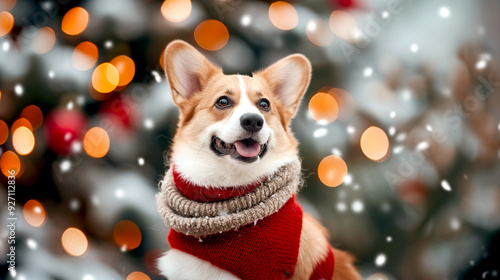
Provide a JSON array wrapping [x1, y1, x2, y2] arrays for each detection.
[[254, 54, 311, 118], [163, 40, 220, 106]]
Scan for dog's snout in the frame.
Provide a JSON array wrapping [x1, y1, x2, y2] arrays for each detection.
[[240, 113, 264, 133]]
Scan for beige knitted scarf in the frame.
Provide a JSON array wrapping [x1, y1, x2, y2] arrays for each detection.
[[156, 159, 302, 238]]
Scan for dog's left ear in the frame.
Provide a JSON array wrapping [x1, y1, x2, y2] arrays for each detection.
[[254, 54, 311, 118]]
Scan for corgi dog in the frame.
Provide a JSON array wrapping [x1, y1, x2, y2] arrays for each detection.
[[156, 40, 361, 280]]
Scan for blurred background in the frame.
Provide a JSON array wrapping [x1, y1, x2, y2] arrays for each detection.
[[1, 0, 500, 279]]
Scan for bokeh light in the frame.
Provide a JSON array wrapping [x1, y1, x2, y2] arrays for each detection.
[[269, 1, 298, 31], [110, 55, 135, 87], [0, 120, 8, 145], [126, 271, 151, 280], [328, 88, 356, 121], [61, 7, 89, 36], [32, 27, 56, 54], [318, 155, 348, 187], [83, 127, 110, 158], [113, 220, 142, 251], [12, 118, 33, 132], [0, 11, 14, 37], [12, 127, 35, 155], [23, 199, 47, 227], [308, 92, 339, 123], [329, 10, 358, 42], [0, 151, 21, 177], [161, 0, 192, 22], [306, 19, 333, 47], [0, 0, 16, 12], [61, 227, 89, 256], [92, 63, 119, 93], [20, 105, 43, 130], [360, 126, 390, 161], [194, 20, 229, 51], [72, 41, 99, 71]]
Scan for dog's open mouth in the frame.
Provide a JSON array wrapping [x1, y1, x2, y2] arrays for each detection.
[[210, 136, 268, 163]]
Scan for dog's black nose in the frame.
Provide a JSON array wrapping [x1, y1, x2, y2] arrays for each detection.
[[240, 113, 264, 133]]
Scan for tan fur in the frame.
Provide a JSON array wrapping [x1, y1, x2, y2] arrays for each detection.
[[293, 214, 361, 280], [163, 40, 361, 279]]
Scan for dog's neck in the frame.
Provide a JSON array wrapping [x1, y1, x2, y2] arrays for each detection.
[[172, 165, 264, 202]]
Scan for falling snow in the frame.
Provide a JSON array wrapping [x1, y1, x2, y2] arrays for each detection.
[[104, 40, 113, 48], [441, 180, 452, 192], [27, 239, 38, 250], [115, 189, 125, 198], [241, 14, 252, 26], [389, 126, 396, 136], [347, 126, 355, 134], [375, 253, 387, 267], [60, 160, 71, 172], [336, 202, 347, 212], [352, 200, 364, 213], [410, 44, 419, 53], [14, 84, 24, 96], [313, 128, 328, 138], [138, 157, 145, 166], [144, 118, 155, 129], [439, 6, 451, 18], [450, 217, 461, 230], [416, 141, 429, 151], [364, 67, 373, 77]]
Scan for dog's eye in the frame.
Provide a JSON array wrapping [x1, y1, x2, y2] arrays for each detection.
[[258, 99, 271, 111], [215, 96, 231, 109]]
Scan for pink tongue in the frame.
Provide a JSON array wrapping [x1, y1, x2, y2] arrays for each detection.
[[234, 141, 261, 158]]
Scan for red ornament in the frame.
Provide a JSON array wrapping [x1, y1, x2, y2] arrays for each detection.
[[99, 95, 137, 130], [43, 109, 88, 155]]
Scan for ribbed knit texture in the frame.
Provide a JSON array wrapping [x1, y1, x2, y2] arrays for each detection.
[[309, 247, 335, 280], [169, 196, 303, 280], [172, 166, 263, 202], [157, 159, 302, 238]]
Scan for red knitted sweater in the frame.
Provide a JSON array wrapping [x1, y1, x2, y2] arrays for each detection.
[[168, 170, 334, 280]]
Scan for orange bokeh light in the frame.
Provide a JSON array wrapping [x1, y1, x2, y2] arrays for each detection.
[[0, 120, 8, 145], [32, 27, 56, 54], [306, 19, 333, 47], [0, 0, 16, 12], [329, 10, 358, 42], [83, 127, 110, 158], [308, 92, 339, 124], [0, 11, 14, 37], [12, 127, 35, 155], [318, 155, 348, 187], [161, 0, 192, 22], [113, 220, 142, 251], [21, 105, 43, 130], [194, 20, 229, 51], [110, 55, 135, 87], [12, 118, 33, 132], [92, 63, 119, 93], [360, 126, 390, 161], [126, 271, 151, 280], [61, 7, 89, 36], [23, 199, 47, 227], [72, 41, 99, 71], [269, 1, 298, 31], [61, 227, 89, 256], [0, 151, 21, 177]]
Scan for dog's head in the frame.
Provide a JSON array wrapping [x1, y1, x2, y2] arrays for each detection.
[[164, 40, 311, 187]]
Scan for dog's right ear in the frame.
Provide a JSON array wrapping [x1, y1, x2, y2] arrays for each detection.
[[163, 40, 220, 106]]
